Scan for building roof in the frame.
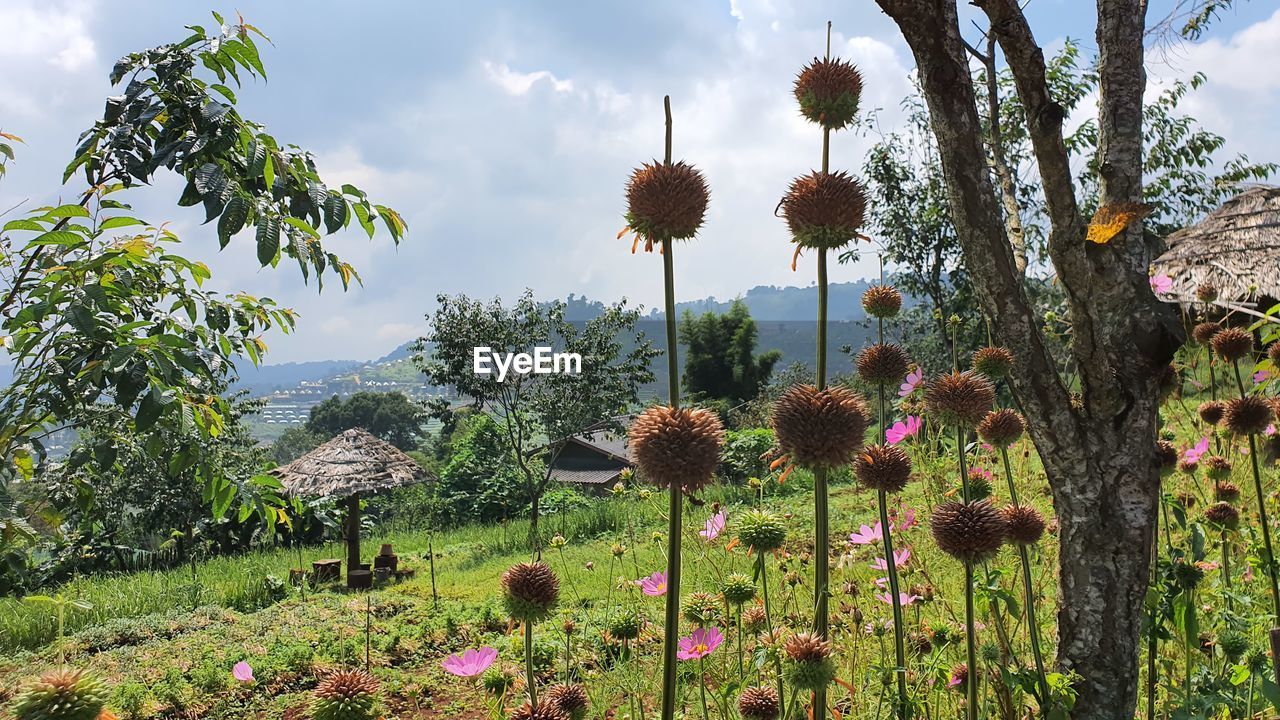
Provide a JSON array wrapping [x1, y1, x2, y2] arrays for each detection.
[[1152, 186, 1280, 305], [271, 428, 431, 499], [548, 466, 627, 486]]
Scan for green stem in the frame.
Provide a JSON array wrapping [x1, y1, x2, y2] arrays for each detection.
[[1221, 530, 1233, 611], [964, 562, 978, 720], [699, 658, 711, 720], [525, 620, 537, 707], [999, 448, 1048, 704], [759, 555, 786, 711], [878, 489, 910, 719]]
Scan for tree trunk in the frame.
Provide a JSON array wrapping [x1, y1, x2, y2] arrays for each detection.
[[873, 1, 1182, 716]]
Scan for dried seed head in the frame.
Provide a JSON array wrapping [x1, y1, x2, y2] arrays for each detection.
[[1214, 481, 1241, 503], [509, 701, 570, 720], [780, 171, 868, 251], [1225, 396, 1275, 436], [1001, 505, 1046, 545], [1178, 457, 1199, 475], [742, 605, 768, 633], [544, 684, 589, 720], [1269, 342, 1280, 366], [854, 444, 913, 494], [628, 405, 725, 493], [856, 343, 911, 386], [1204, 501, 1241, 530], [738, 686, 781, 720], [794, 57, 864, 130], [930, 500, 1007, 563], [1211, 327, 1253, 362], [736, 508, 788, 552], [925, 371, 996, 428], [501, 562, 560, 622], [949, 663, 970, 693], [772, 384, 869, 469], [1205, 455, 1234, 481], [861, 284, 902, 319], [624, 161, 710, 243], [1197, 282, 1219, 303], [972, 346, 1015, 379], [1198, 400, 1227, 426], [1192, 321, 1222, 345], [977, 409, 1025, 448], [1155, 440, 1179, 474]]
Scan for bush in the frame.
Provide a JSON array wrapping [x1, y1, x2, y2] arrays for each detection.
[[721, 428, 775, 483]]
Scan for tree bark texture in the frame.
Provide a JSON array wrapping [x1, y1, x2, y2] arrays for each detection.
[[873, 1, 1183, 717]]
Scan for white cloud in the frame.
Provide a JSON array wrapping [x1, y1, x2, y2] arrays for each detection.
[[483, 62, 574, 96], [0, 0, 97, 119]]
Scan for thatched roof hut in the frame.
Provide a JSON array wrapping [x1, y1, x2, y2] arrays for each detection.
[[1152, 186, 1280, 310], [272, 428, 430, 587]]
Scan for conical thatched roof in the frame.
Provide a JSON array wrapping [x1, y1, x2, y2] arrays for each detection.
[[272, 428, 428, 499], [1152, 186, 1280, 304]]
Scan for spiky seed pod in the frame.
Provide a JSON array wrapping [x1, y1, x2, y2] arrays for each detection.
[[311, 669, 380, 720], [736, 508, 787, 552], [854, 444, 912, 493], [608, 609, 644, 641], [794, 57, 864, 130], [1001, 505, 1046, 545], [509, 701, 569, 720], [1155, 440, 1179, 475], [742, 605, 768, 634], [1192, 321, 1222, 345], [682, 591, 724, 626], [1205, 455, 1234, 481], [909, 630, 933, 655], [1173, 560, 1205, 590], [544, 684, 589, 720], [1179, 458, 1199, 475], [861, 284, 902, 319], [924, 371, 996, 428], [722, 573, 757, 606], [1199, 400, 1227, 426], [624, 161, 710, 243], [1224, 396, 1275, 436], [1220, 631, 1250, 662], [628, 405, 725, 493], [856, 343, 911, 386], [738, 686, 781, 720], [11, 669, 110, 720], [1269, 342, 1280, 366], [1204, 501, 1241, 530], [501, 562, 560, 623], [930, 500, 1007, 563], [972, 346, 1015, 379], [977, 409, 1025, 448], [771, 384, 869, 469], [948, 663, 970, 693], [1211, 327, 1254, 362], [1197, 282, 1219, 303], [963, 469, 995, 501], [1215, 481, 1241, 503], [782, 632, 836, 691], [779, 171, 868, 250], [1176, 492, 1197, 509]]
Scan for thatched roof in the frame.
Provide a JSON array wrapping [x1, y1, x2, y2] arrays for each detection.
[[271, 428, 429, 499], [1152, 186, 1280, 304]]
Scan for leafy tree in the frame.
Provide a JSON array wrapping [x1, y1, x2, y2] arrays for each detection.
[[0, 15, 403, 568], [679, 300, 782, 405], [268, 426, 327, 466], [415, 290, 657, 556], [432, 413, 526, 525], [304, 391, 425, 450]]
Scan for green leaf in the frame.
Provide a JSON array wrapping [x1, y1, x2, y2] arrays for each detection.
[[263, 151, 275, 190], [3, 219, 45, 232], [323, 193, 347, 234], [99, 216, 146, 230], [255, 214, 281, 266], [43, 204, 91, 219], [284, 216, 320, 238], [217, 195, 248, 248], [27, 230, 84, 248]]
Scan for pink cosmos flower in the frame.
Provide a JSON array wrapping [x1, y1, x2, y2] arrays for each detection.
[[1150, 275, 1173, 294], [872, 548, 911, 571], [1184, 436, 1210, 463], [637, 571, 667, 596], [1267, 424, 1277, 437], [849, 523, 882, 545], [700, 511, 727, 541], [886, 416, 923, 445], [1256, 370, 1273, 384], [899, 368, 924, 398], [232, 661, 254, 684], [877, 591, 920, 606], [442, 647, 498, 677], [676, 627, 724, 660], [891, 508, 917, 533]]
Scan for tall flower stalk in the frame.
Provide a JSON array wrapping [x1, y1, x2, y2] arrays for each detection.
[[776, 24, 868, 720], [855, 283, 912, 718], [621, 96, 720, 720]]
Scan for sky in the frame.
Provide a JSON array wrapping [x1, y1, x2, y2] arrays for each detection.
[[1, 0, 1277, 364]]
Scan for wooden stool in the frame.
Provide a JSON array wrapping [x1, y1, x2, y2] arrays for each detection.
[[347, 569, 373, 589], [312, 559, 341, 582]]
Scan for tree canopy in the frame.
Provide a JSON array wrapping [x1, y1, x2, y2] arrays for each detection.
[[680, 300, 782, 406], [305, 391, 426, 450]]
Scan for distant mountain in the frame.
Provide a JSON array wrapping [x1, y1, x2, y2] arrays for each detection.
[[230, 359, 364, 396]]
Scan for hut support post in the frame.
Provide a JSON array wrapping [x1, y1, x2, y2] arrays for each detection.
[[346, 495, 361, 581]]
